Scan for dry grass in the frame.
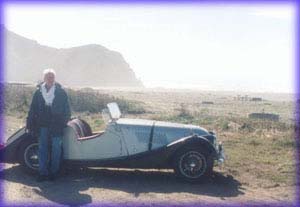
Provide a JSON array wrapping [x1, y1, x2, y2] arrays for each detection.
[[89, 88, 297, 190], [3, 87, 297, 200]]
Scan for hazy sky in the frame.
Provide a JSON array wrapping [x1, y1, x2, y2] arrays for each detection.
[[4, 3, 296, 93]]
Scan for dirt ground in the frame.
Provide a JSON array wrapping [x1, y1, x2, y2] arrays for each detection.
[[0, 163, 296, 206]]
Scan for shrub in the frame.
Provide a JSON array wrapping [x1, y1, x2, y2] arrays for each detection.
[[221, 120, 230, 131], [177, 104, 194, 120], [4, 83, 145, 115]]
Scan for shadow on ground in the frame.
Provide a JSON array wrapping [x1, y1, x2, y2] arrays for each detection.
[[0, 165, 245, 206]]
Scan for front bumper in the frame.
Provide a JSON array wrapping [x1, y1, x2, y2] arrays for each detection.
[[216, 143, 225, 165]]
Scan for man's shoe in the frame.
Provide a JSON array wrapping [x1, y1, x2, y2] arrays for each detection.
[[36, 175, 48, 182]]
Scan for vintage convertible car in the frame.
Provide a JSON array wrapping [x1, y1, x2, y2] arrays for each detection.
[[0, 103, 225, 182]]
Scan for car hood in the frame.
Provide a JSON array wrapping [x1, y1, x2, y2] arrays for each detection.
[[116, 118, 212, 149], [116, 118, 209, 135], [155, 121, 208, 134], [116, 118, 155, 127]]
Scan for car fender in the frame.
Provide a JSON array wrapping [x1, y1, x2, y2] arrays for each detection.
[[0, 127, 36, 163], [165, 134, 218, 160]]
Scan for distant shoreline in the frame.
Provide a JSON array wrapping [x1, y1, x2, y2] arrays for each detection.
[[3, 81, 296, 96]]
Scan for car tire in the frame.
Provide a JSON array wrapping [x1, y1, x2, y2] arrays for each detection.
[[18, 137, 39, 175], [173, 146, 213, 182]]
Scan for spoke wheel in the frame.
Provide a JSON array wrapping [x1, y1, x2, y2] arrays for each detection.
[[179, 151, 206, 179], [173, 147, 213, 182], [18, 137, 39, 174], [24, 143, 39, 170]]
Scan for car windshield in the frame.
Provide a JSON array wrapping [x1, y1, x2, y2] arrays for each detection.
[[101, 102, 122, 128], [107, 102, 121, 120]]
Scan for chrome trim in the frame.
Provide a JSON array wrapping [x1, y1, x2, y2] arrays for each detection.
[[217, 144, 225, 165]]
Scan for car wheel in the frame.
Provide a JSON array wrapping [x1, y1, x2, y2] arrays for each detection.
[[173, 146, 213, 182], [18, 138, 39, 174]]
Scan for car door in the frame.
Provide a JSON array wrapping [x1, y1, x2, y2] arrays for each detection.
[[117, 119, 154, 155], [63, 123, 127, 160]]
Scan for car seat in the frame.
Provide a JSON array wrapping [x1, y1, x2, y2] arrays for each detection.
[[67, 118, 93, 137]]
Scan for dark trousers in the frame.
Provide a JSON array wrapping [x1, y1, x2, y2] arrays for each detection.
[[38, 127, 62, 176]]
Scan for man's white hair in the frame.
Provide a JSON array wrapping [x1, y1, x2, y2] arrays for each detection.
[[43, 68, 56, 77]]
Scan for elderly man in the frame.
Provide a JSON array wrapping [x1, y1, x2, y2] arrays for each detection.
[[26, 69, 71, 182]]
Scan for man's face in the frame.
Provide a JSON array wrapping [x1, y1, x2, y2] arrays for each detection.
[[44, 73, 55, 87]]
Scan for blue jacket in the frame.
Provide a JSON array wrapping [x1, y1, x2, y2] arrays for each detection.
[[26, 82, 71, 137]]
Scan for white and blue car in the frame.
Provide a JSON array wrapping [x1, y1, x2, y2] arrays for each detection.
[[0, 102, 225, 182]]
